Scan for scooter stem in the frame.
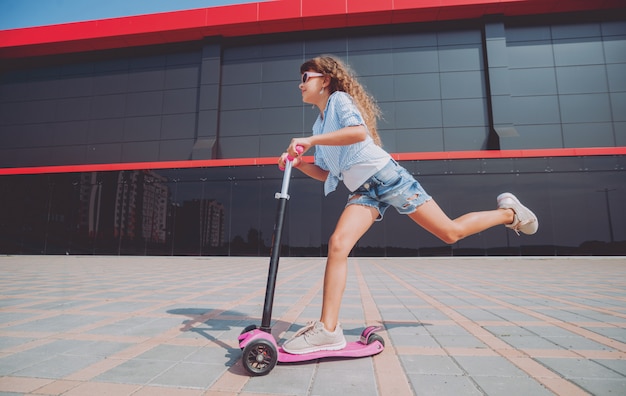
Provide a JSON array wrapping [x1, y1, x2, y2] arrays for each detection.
[[260, 149, 300, 332]]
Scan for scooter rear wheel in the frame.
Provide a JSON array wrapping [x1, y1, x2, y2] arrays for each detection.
[[242, 338, 277, 376]]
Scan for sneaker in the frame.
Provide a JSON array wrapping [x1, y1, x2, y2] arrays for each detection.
[[497, 193, 538, 235], [282, 321, 347, 355]]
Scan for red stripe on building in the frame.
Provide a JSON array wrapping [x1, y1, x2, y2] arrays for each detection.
[[1, 147, 624, 176], [1, 0, 624, 58]]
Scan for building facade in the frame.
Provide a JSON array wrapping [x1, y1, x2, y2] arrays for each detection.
[[0, 0, 624, 256]]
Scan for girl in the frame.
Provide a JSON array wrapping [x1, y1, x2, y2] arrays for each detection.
[[278, 56, 537, 355]]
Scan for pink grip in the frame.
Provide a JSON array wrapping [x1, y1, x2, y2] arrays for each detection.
[[286, 145, 304, 161]]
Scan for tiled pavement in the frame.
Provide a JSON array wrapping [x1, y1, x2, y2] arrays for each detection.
[[0, 255, 625, 396]]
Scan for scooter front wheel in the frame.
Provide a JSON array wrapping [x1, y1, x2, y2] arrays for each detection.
[[367, 332, 385, 348], [241, 338, 278, 376]]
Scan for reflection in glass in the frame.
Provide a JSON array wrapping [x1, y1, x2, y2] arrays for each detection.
[[0, 157, 624, 256]]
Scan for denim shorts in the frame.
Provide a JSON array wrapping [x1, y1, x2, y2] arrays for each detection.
[[346, 159, 432, 221]]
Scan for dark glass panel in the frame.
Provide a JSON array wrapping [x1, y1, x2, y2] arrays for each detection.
[[0, 156, 624, 256]]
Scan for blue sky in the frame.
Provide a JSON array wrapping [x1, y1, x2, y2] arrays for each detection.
[[0, 0, 264, 30]]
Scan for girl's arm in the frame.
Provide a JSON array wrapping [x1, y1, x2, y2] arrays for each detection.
[[287, 125, 367, 158], [278, 153, 329, 182], [294, 161, 329, 182]]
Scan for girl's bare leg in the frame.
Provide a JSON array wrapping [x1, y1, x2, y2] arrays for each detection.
[[408, 199, 514, 244], [319, 199, 513, 332], [320, 203, 378, 332]]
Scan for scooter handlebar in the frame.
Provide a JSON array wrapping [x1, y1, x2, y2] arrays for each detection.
[[280, 145, 304, 171], [286, 145, 304, 162]]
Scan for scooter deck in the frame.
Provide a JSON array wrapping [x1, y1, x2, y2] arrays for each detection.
[[277, 340, 384, 363]]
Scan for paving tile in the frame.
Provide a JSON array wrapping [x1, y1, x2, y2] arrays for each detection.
[[406, 374, 482, 395], [311, 366, 378, 396], [94, 359, 176, 384], [13, 354, 102, 379], [0, 256, 624, 396], [399, 355, 465, 375], [243, 365, 314, 394], [149, 362, 225, 388], [454, 356, 529, 377], [471, 375, 554, 396], [535, 357, 624, 379], [570, 377, 626, 395]]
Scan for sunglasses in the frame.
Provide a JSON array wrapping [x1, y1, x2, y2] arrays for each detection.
[[301, 72, 324, 84]]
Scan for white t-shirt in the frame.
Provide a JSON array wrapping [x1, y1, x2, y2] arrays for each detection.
[[342, 151, 390, 192]]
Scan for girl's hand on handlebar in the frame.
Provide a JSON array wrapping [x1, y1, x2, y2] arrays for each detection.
[[278, 152, 301, 171], [287, 139, 310, 159]]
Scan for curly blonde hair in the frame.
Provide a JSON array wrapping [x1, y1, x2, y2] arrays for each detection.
[[300, 56, 383, 146]]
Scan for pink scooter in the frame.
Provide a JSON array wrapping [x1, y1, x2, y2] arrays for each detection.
[[238, 146, 385, 376]]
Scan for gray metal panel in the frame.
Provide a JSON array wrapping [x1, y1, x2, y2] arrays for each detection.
[[49, 121, 89, 145], [127, 68, 165, 92], [55, 97, 92, 121], [125, 91, 164, 116], [611, 92, 626, 122], [562, 122, 615, 148], [509, 68, 557, 96], [262, 56, 303, 82], [607, 63, 626, 92], [506, 26, 551, 42], [163, 88, 198, 114], [219, 109, 260, 136], [349, 34, 393, 51], [159, 139, 194, 161], [438, 45, 483, 72], [559, 93, 612, 123], [89, 118, 125, 143], [92, 73, 128, 95], [219, 135, 261, 158], [166, 51, 201, 66], [87, 143, 122, 163], [604, 36, 626, 64], [393, 47, 440, 74], [616, 122, 626, 146], [511, 96, 561, 125], [121, 141, 160, 162], [601, 20, 626, 36], [304, 37, 347, 57], [395, 100, 442, 129], [361, 75, 395, 102], [556, 65, 608, 94], [261, 81, 300, 108], [165, 65, 200, 89], [220, 84, 261, 110], [507, 41, 554, 68], [161, 113, 196, 140], [221, 59, 263, 85], [91, 94, 127, 119], [394, 73, 440, 101], [500, 124, 564, 150], [442, 98, 488, 127], [199, 84, 220, 110], [396, 128, 444, 152], [350, 50, 394, 76], [553, 38, 604, 66], [438, 29, 482, 46], [440, 71, 485, 99], [197, 110, 218, 137], [259, 106, 302, 135], [392, 31, 437, 49], [123, 116, 162, 142], [259, 134, 292, 157]]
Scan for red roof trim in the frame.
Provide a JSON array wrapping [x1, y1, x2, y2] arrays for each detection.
[[1, 0, 624, 58], [1, 147, 624, 176]]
